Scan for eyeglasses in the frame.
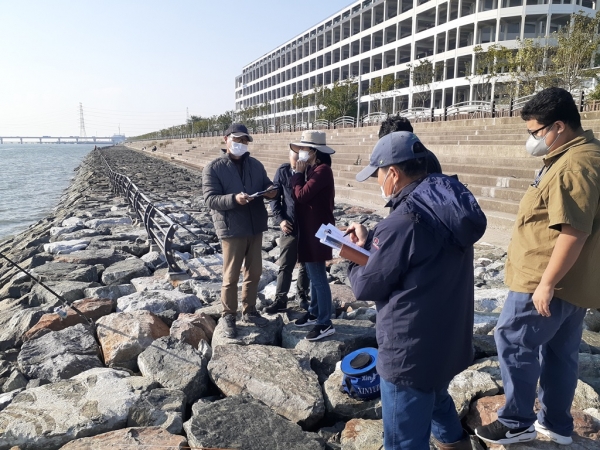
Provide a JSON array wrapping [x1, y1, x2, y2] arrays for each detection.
[[231, 136, 250, 144], [527, 123, 553, 140]]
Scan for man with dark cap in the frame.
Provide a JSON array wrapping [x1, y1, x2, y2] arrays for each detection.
[[346, 131, 487, 449], [202, 123, 278, 338]]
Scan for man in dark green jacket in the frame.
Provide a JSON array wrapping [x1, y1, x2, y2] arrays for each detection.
[[202, 123, 277, 338]]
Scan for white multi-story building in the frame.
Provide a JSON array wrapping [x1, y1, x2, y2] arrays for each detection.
[[235, 0, 597, 123]]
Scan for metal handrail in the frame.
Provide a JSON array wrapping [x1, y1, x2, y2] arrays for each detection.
[[314, 119, 329, 129], [333, 116, 355, 128], [98, 150, 185, 276]]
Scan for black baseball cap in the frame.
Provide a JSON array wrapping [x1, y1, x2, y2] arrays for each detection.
[[224, 123, 253, 142], [356, 131, 425, 182]]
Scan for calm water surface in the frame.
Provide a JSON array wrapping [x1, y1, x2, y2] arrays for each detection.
[[0, 144, 95, 240]]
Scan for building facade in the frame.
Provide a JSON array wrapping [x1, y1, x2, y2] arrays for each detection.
[[235, 0, 597, 124]]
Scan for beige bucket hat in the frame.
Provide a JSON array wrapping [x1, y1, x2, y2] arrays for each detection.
[[290, 130, 335, 154]]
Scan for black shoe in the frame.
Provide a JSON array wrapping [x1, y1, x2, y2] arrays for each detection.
[[264, 297, 288, 314], [305, 324, 335, 341], [242, 310, 269, 328], [475, 420, 536, 445], [222, 314, 237, 339], [297, 292, 309, 311], [295, 312, 317, 327]]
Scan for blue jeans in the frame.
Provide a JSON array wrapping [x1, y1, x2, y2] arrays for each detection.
[[304, 261, 332, 326], [496, 291, 586, 436], [380, 377, 463, 449]]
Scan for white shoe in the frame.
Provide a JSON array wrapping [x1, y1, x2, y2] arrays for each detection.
[[534, 420, 573, 445]]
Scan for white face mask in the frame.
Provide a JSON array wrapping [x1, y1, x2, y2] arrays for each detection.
[[298, 150, 310, 162], [525, 123, 559, 157], [229, 141, 248, 157], [380, 170, 398, 202]]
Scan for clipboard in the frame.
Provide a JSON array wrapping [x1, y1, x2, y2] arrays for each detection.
[[315, 224, 370, 266]]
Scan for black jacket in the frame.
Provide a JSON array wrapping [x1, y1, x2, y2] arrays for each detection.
[[270, 163, 297, 235], [348, 174, 487, 390], [202, 151, 272, 239]]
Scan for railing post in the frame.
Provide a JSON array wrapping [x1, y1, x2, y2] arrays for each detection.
[[509, 98, 514, 117], [430, 108, 434, 122], [443, 106, 447, 122], [579, 91, 585, 113], [491, 100, 496, 118]]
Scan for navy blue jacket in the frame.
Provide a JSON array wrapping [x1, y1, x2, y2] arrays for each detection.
[[270, 163, 297, 236], [348, 174, 487, 390]]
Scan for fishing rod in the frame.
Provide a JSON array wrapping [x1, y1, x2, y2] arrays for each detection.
[[0, 250, 95, 330]]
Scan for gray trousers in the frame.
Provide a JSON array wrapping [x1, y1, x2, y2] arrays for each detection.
[[275, 233, 309, 301], [496, 291, 586, 437]]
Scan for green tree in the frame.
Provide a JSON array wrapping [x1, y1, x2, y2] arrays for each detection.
[[313, 79, 358, 121], [409, 59, 435, 108], [468, 44, 513, 101]]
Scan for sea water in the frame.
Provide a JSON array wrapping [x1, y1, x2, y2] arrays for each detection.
[[0, 144, 95, 241]]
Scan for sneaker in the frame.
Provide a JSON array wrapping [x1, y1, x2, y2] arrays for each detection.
[[264, 297, 288, 314], [242, 310, 269, 328], [475, 420, 536, 445], [295, 312, 317, 327], [534, 420, 573, 445], [305, 324, 335, 341], [222, 314, 237, 339]]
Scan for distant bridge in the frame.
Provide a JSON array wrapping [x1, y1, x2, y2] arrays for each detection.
[[0, 135, 126, 145]]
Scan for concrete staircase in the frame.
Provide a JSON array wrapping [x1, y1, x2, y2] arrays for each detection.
[[127, 111, 600, 230]]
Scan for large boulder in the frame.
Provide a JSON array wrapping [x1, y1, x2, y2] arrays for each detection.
[[30, 281, 100, 304], [54, 248, 128, 266], [31, 262, 98, 283], [183, 395, 323, 450], [59, 426, 188, 449], [212, 313, 283, 347], [43, 239, 90, 255], [137, 337, 211, 405], [96, 311, 170, 371], [0, 368, 155, 450], [170, 312, 216, 347], [574, 380, 600, 411], [83, 284, 136, 302], [448, 369, 501, 418], [127, 388, 187, 434], [0, 298, 60, 351], [102, 258, 151, 285], [208, 344, 324, 427], [84, 217, 133, 229], [117, 289, 202, 315], [23, 297, 114, 342], [323, 367, 382, 422], [18, 323, 103, 383], [282, 319, 377, 383], [474, 288, 508, 313]]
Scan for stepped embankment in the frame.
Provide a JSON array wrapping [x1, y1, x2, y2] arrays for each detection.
[[0, 147, 598, 448]]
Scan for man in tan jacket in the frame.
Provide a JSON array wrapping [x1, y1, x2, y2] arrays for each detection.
[[476, 88, 600, 445]]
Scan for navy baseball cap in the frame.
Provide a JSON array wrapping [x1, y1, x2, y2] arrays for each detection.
[[224, 123, 253, 142], [356, 131, 425, 182]]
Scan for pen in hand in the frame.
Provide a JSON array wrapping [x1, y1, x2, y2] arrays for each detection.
[[343, 217, 369, 237]]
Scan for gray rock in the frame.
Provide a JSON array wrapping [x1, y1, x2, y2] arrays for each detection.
[[84, 284, 136, 301], [582, 330, 600, 354], [59, 426, 188, 449], [0, 388, 22, 412], [579, 353, 600, 379], [208, 344, 324, 427], [138, 336, 210, 405], [323, 367, 382, 421], [258, 260, 279, 292], [573, 379, 600, 411], [141, 251, 166, 269], [54, 248, 128, 266], [474, 288, 508, 313], [102, 258, 151, 285], [31, 262, 98, 283], [183, 395, 323, 450], [84, 217, 133, 229], [468, 357, 503, 388], [43, 239, 90, 255], [117, 289, 202, 315], [340, 418, 383, 450], [448, 369, 501, 418], [473, 313, 499, 335], [2, 370, 28, 393], [127, 388, 186, 434], [87, 238, 150, 257], [17, 323, 103, 383], [585, 309, 600, 333], [189, 281, 224, 304], [0, 367, 154, 450], [211, 313, 283, 347], [55, 228, 108, 242], [31, 280, 100, 304], [473, 335, 498, 359], [0, 298, 60, 351], [282, 319, 377, 383]]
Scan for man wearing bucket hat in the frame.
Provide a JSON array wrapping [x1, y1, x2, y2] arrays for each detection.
[[289, 130, 337, 341], [346, 131, 487, 449], [202, 123, 278, 339]]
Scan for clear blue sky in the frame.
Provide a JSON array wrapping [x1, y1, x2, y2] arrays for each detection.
[[0, 0, 352, 137]]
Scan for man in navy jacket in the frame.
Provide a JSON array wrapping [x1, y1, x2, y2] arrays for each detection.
[[265, 149, 310, 313], [347, 131, 486, 450]]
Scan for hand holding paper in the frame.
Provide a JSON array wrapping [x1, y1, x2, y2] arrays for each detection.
[[315, 224, 371, 266]]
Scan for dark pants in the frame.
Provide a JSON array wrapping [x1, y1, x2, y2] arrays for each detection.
[[496, 291, 586, 437], [275, 233, 309, 301], [305, 261, 333, 326]]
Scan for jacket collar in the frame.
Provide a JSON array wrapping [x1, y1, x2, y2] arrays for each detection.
[[543, 130, 594, 166], [220, 149, 250, 163], [387, 178, 425, 209]]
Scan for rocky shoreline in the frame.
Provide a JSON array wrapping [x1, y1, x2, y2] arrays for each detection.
[[0, 147, 598, 449]]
